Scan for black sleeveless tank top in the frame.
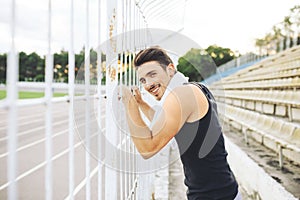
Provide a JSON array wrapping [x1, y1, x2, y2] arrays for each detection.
[[174, 82, 238, 200]]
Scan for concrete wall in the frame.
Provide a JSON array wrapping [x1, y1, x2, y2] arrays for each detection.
[[225, 136, 298, 200]]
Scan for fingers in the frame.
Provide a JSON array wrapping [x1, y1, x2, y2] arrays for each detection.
[[116, 85, 130, 101], [135, 88, 141, 96], [131, 86, 137, 96], [130, 86, 144, 104], [131, 88, 135, 96], [121, 85, 139, 104], [117, 85, 143, 102], [131, 86, 141, 96]]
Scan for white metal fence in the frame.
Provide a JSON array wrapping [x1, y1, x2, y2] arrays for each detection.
[[1, 0, 186, 199]]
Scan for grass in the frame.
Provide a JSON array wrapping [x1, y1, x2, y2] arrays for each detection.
[[0, 90, 67, 100]]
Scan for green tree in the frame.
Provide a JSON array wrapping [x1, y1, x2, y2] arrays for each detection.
[[291, 5, 300, 45], [19, 52, 27, 81], [177, 48, 216, 82], [271, 25, 283, 53], [264, 33, 274, 55], [74, 48, 106, 84], [54, 50, 68, 82], [0, 53, 6, 84], [19, 52, 44, 81], [282, 16, 292, 49], [75, 49, 84, 82], [54, 50, 68, 67], [254, 5, 299, 53], [255, 38, 266, 56], [205, 45, 235, 67]]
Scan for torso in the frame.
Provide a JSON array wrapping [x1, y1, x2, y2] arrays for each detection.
[[175, 84, 209, 123], [174, 82, 238, 200]]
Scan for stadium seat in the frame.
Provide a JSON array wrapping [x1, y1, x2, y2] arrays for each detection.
[[208, 45, 300, 166], [290, 127, 300, 145], [279, 122, 296, 138]]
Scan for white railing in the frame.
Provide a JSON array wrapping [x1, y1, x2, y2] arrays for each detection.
[[6, 0, 18, 199], [1, 0, 186, 200]]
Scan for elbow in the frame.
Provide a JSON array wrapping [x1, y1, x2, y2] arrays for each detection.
[[138, 147, 159, 160], [140, 152, 155, 160], [141, 154, 152, 160], [134, 138, 160, 159]]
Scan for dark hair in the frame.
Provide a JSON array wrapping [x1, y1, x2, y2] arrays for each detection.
[[134, 46, 173, 70]]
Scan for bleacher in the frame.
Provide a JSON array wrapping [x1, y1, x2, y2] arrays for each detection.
[[208, 45, 300, 168]]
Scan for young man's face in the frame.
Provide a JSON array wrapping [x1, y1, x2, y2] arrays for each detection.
[[137, 61, 174, 101]]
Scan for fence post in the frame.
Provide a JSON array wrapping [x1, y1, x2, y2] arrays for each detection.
[[7, 0, 18, 199], [68, 0, 75, 199], [105, 0, 119, 199], [45, 0, 54, 199]]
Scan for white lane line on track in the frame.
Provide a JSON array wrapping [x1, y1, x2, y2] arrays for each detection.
[[0, 113, 69, 131], [0, 109, 71, 127], [0, 116, 105, 159], [64, 164, 99, 200], [0, 111, 104, 142], [0, 103, 102, 128], [64, 117, 129, 200], [0, 101, 106, 127], [0, 128, 105, 191], [0, 120, 67, 142]]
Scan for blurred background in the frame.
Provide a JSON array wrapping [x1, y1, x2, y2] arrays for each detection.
[[0, 0, 300, 199]]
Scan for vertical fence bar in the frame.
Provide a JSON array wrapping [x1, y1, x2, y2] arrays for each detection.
[[128, 0, 132, 88], [132, 0, 136, 197], [45, 1, 53, 200], [127, 1, 132, 197], [132, 2, 136, 87], [119, 57, 124, 200], [116, 32, 121, 200], [134, 5, 139, 198], [68, 0, 75, 199], [135, 6, 141, 199], [131, 0, 134, 87], [105, 0, 118, 198], [124, 1, 129, 196], [128, 3, 132, 199], [119, 0, 125, 198], [85, 0, 91, 199], [7, 0, 18, 199], [125, 0, 128, 88], [97, 0, 104, 199]]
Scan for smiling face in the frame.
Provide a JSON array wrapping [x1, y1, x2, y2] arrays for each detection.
[[137, 61, 175, 101]]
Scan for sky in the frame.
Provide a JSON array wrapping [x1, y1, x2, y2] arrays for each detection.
[[0, 0, 299, 55], [183, 0, 300, 54]]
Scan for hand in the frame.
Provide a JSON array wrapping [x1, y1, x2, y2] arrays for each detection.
[[131, 86, 144, 104], [119, 85, 137, 107]]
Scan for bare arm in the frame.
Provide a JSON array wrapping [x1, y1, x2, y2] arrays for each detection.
[[121, 86, 154, 158], [132, 87, 155, 121], [122, 85, 198, 159]]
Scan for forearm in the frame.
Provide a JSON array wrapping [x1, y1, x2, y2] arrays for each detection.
[[138, 101, 155, 121], [125, 99, 155, 158], [130, 87, 155, 121]]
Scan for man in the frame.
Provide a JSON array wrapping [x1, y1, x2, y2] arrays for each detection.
[[121, 46, 241, 200]]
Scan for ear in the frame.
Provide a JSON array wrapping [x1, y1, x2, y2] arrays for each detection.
[[167, 63, 176, 77]]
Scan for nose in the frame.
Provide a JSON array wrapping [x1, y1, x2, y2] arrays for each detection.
[[143, 82, 152, 90], [143, 80, 155, 90]]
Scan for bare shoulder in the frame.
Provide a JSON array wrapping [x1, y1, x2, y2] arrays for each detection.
[[163, 85, 195, 104], [164, 84, 206, 107], [170, 84, 209, 122], [171, 84, 205, 100]]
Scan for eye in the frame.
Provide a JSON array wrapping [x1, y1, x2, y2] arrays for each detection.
[[139, 78, 146, 84], [150, 73, 156, 78]]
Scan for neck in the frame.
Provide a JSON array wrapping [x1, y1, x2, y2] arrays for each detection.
[[159, 71, 188, 103]]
